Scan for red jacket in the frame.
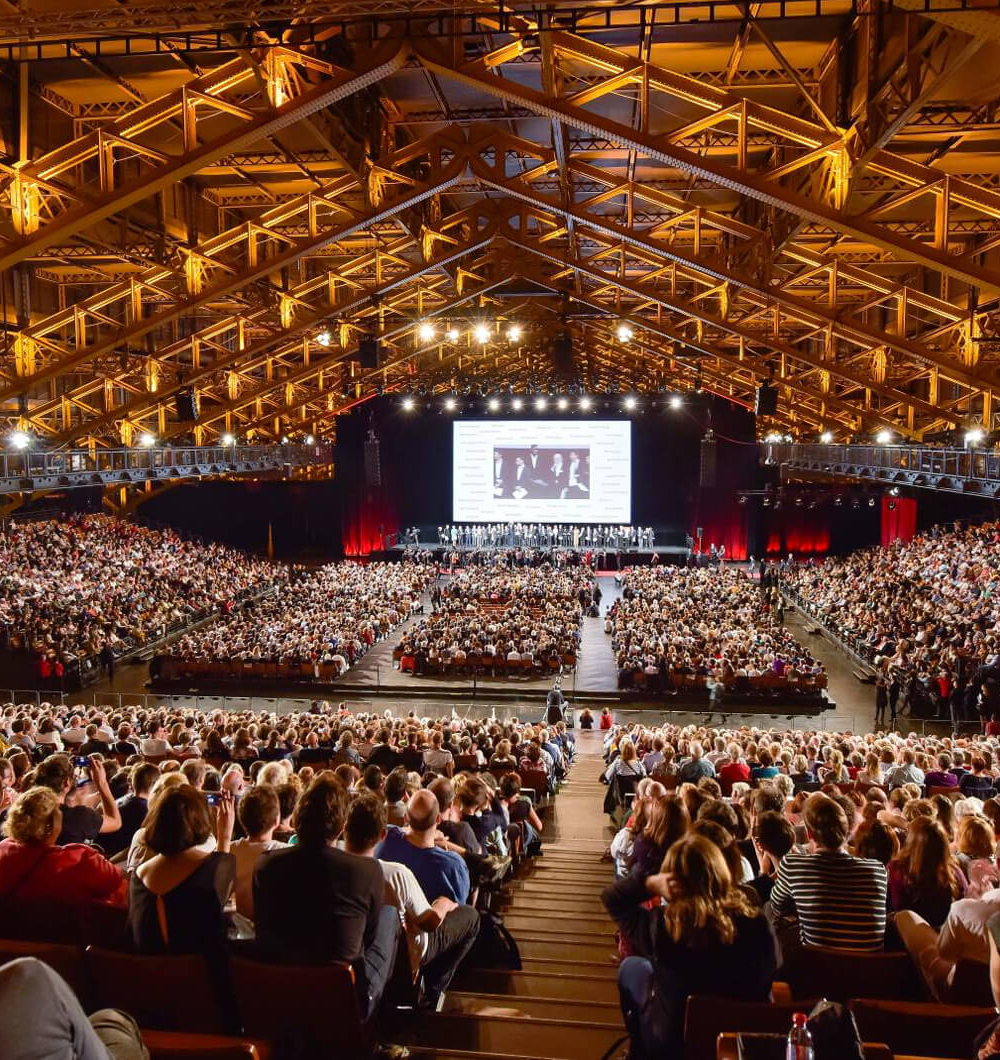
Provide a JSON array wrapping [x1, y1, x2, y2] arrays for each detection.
[[0, 839, 126, 906]]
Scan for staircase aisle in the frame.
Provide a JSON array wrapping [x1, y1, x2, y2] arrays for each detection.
[[574, 576, 621, 694], [402, 731, 624, 1060]]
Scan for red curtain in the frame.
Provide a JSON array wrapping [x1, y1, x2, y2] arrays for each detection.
[[763, 509, 831, 557], [881, 496, 917, 546], [342, 486, 398, 557], [692, 492, 749, 560]]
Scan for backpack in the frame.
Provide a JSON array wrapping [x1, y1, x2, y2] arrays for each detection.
[[468, 911, 522, 970]]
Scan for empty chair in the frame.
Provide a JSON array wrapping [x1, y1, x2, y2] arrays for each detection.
[[848, 998, 998, 1058], [684, 996, 823, 1060], [141, 1030, 261, 1060], [781, 945, 923, 1002]]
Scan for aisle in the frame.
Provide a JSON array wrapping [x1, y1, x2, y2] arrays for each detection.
[[575, 575, 620, 693], [402, 731, 625, 1060]]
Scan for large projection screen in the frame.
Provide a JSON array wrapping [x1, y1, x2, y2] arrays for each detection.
[[452, 420, 631, 523]]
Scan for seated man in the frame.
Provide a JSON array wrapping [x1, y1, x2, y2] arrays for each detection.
[[34, 753, 122, 846], [375, 790, 471, 904], [254, 776, 399, 1019], [346, 794, 479, 1009]]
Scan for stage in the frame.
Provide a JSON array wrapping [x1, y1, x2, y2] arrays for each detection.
[[386, 543, 692, 563]]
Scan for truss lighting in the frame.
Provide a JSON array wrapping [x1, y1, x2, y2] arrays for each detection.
[[557, 397, 569, 411], [669, 395, 683, 410], [401, 396, 416, 412], [474, 324, 491, 344], [508, 325, 522, 342], [221, 433, 235, 446], [820, 430, 833, 443], [535, 397, 548, 411], [511, 397, 524, 411], [281, 436, 289, 444], [875, 429, 893, 445], [138, 432, 156, 447], [316, 330, 332, 347], [446, 327, 460, 342], [304, 434, 315, 445], [579, 396, 592, 411], [616, 323, 633, 343], [444, 397, 457, 412], [418, 321, 436, 343], [623, 394, 638, 411], [488, 398, 500, 412], [764, 431, 783, 443], [965, 427, 985, 447], [8, 431, 30, 450]]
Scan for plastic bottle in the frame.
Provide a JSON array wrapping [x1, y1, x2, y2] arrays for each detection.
[[786, 1012, 815, 1060]]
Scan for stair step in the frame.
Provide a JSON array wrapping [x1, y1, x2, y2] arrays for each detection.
[[518, 956, 618, 976], [516, 937, 618, 962], [454, 969, 620, 1003], [442, 992, 623, 1024], [499, 896, 604, 914], [399, 1010, 624, 1059], [501, 915, 615, 940]]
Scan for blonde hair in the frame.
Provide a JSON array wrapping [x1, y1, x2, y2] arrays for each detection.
[[3, 786, 61, 844], [619, 738, 638, 763]]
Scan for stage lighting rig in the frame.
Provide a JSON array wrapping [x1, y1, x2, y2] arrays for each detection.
[[488, 398, 500, 412], [443, 396, 457, 412], [8, 430, 31, 450], [579, 396, 592, 411], [418, 321, 436, 343], [316, 329, 332, 347], [138, 432, 156, 447], [557, 397, 569, 411], [820, 431, 833, 443], [508, 325, 522, 342], [511, 397, 524, 411], [474, 323, 491, 344], [876, 429, 893, 445], [446, 327, 460, 342], [221, 433, 235, 446], [623, 395, 638, 411], [535, 397, 548, 411], [401, 396, 416, 412], [669, 395, 683, 410], [616, 323, 633, 343]]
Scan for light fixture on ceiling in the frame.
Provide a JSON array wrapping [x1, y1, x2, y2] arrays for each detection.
[[669, 395, 683, 410], [446, 326, 460, 342], [508, 324, 522, 342], [8, 430, 30, 450], [474, 324, 491, 344], [401, 396, 415, 412], [138, 432, 156, 448], [418, 321, 436, 343], [820, 430, 833, 444], [315, 329, 332, 347], [616, 323, 633, 343]]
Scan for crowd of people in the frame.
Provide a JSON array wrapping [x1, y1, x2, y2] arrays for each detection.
[[394, 562, 596, 675], [432, 524, 656, 550], [599, 719, 1000, 1057], [156, 562, 435, 678], [0, 516, 283, 682], [0, 698, 572, 1053], [607, 565, 826, 694]]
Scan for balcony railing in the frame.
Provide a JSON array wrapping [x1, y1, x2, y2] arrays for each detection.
[[763, 442, 1000, 496], [0, 443, 332, 494]]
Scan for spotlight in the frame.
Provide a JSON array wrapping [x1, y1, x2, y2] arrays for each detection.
[[281, 436, 289, 444], [221, 433, 235, 446], [834, 496, 843, 507], [8, 430, 30, 450], [443, 397, 457, 412], [316, 329, 332, 347], [623, 394, 638, 411], [868, 496, 876, 507], [616, 323, 633, 343], [889, 486, 899, 496], [737, 495, 748, 505], [579, 396, 592, 411], [304, 434, 315, 445], [888, 500, 897, 511], [557, 397, 569, 411], [418, 321, 436, 343], [488, 398, 500, 412], [669, 394, 683, 410], [875, 429, 893, 445], [446, 327, 460, 342], [138, 432, 156, 448], [401, 396, 415, 412], [764, 431, 783, 443], [507, 325, 522, 342], [535, 397, 548, 411], [511, 397, 524, 411], [474, 324, 491, 344], [820, 430, 833, 444], [965, 427, 985, 447]]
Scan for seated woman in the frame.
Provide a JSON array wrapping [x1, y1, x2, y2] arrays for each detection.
[[629, 795, 689, 880], [887, 816, 966, 928], [129, 785, 235, 956], [0, 787, 125, 907], [604, 833, 778, 1060]]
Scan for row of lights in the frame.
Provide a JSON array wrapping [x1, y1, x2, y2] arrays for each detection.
[[401, 392, 684, 413], [6, 430, 244, 451], [314, 321, 636, 348], [767, 428, 988, 447]]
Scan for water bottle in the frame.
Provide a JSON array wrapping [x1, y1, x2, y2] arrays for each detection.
[[786, 1012, 815, 1060]]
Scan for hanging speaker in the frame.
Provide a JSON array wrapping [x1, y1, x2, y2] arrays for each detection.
[[175, 389, 198, 422], [357, 335, 379, 370], [700, 434, 717, 489], [363, 437, 382, 487], [755, 382, 778, 416]]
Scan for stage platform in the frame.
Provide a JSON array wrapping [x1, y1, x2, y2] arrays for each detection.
[[385, 543, 691, 562]]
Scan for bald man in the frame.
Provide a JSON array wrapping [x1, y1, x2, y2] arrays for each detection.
[[375, 789, 471, 903]]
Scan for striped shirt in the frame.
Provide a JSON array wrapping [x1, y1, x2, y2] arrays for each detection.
[[769, 850, 888, 951]]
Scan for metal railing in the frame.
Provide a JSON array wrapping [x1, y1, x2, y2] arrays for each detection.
[[0, 442, 332, 494], [763, 441, 1000, 496]]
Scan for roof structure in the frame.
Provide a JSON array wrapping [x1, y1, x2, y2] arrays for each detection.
[[2, 0, 1000, 446]]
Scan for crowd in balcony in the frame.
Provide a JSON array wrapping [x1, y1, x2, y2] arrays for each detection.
[[607, 565, 826, 694]]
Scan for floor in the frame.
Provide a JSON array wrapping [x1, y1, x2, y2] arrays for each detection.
[[400, 730, 625, 1060]]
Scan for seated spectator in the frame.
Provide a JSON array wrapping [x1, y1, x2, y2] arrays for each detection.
[[229, 784, 287, 921], [629, 795, 689, 880], [376, 790, 471, 904], [34, 753, 122, 846], [0, 787, 125, 907], [750, 750, 779, 784], [956, 815, 998, 888], [678, 742, 715, 783], [254, 776, 399, 1018], [886, 747, 926, 790], [427, 777, 481, 856], [384, 768, 409, 827], [717, 745, 751, 796], [604, 834, 778, 1058], [925, 752, 960, 789], [605, 737, 646, 783], [102, 761, 159, 859], [140, 721, 172, 758], [497, 773, 543, 856], [422, 731, 454, 778], [367, 731, 400, 774], [768, 792, 888, 951], [887, 816, 965, 927], [345, 794, 479, 1009], [748, 811, 796, 903]]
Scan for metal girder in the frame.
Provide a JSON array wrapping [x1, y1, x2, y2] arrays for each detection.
[[0, 40, 406, 271], [416, 32, 1000, 294]]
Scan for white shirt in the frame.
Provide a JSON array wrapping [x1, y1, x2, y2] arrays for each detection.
[[423, 748, 453, 771], [380, 859, 431, 973], [230, 837, 286, 919], [938, 890, 1000, 965], [61, 728, 86, 745], [141, 737, 171, 756]]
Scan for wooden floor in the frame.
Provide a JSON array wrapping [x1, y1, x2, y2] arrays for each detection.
[[400, 731, 626, 1060]]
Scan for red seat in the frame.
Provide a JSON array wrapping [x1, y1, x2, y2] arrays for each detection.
[[0, 939, 87, 1003], [781, 945, 923, 1002], [848, 998, 998, 1059], [684, 995, 822, 1060], [141, 1030, 262, 1060]]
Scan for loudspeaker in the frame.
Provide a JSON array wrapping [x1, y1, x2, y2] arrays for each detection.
[[700, 435, 717, 489], [363, 437, 381, 487], [357, 335, 379, 369], [176, 389, 198, 422], [755, 382, 778, 416], [552, 332, 573, 374]]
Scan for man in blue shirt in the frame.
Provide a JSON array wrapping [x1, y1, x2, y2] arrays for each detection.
[[376, 789, 471, 903]]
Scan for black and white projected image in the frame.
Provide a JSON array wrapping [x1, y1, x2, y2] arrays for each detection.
[[493, 445, 590, 501]]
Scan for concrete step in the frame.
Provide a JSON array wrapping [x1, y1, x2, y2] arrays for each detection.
[[516, 936, 618, 962], [518, 956, 619, 977], [442, 992, 623, 1025], [453, 968, 620, 1003], [499, 896, 605, 915], [501, 914, 615, 940]]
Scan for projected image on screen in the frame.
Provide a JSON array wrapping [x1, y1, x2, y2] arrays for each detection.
[[494, 446, 590, 501], [454, 420, 630, 523]]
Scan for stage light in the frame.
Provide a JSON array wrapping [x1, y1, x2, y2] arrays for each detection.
[[474, 323, 491, 344], [889, 486, 900, 496], [508, 324, 522, 342], [315, 329, 332, 347], [876, 429, 893, 445], [138, 432, 156, 448], [535, 397, 547, 411], [868, 496, 876, 507], [221, 433, 235, 446], [304, 434, 315, 445], [488, 397, 500, 412], [820, 430, 833, 444], [418, 321, 436, 343], [764, 431, 782, 443], [511, 397, 524, 411], [616, 323, 633, 343], [443, 396, 457, 412], [557, 397, 569, 411], [8, 430, 30, 450], [446, 326, 460, 342], [965, 427, 985, 447], [401, 396, 416, 412], [281, 436, 289, 444], [579, 396, 592, 411], [623, 394, 638, 411], [669, 395, 683, 410]]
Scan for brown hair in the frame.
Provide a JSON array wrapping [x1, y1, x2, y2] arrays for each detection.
[[144, 786, 213, 856], [892, 816, 963, 900]]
